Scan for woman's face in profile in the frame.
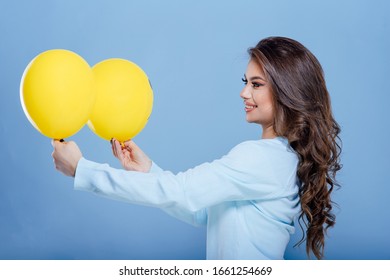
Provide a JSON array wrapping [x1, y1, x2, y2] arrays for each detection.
[[240, 60, 274, 131]]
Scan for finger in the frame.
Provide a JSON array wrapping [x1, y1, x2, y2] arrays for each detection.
[[53, 138, 68, 145], [114, 139, 124, 160], [123, 139, 132, 146], [111, 138, 119, 158], [51, 139, 61, 147], [125, 140, 145, 159], [51, 139, 63, 148], [51, 140, 59, 161], [112, 140, 118, 158], [111, 139, 116, 157], [124, 139, 138, 152]]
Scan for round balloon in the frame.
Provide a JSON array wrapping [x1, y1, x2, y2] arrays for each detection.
[[88, 59, 153, 142], [20, 49, 94, 139]]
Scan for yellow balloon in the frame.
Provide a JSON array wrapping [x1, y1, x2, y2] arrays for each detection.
[[88, 59, 153, 142], [20, 49, 94, 139]]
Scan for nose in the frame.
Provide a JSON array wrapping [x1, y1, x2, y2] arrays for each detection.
[[240, 84, 251, 100]]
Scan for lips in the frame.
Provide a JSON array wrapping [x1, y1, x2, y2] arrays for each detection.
[[244, 102, 258, 112]]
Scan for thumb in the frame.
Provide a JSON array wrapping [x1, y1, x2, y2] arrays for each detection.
[[124, 139, 136, 150], [124, 140, 144, 156], [51, 139, 64, 148], [52, 139, 66, 146]]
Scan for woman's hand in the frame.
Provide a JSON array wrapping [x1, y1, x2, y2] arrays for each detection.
[[51, 140, 82, 177], [111, 139, 152, 172]]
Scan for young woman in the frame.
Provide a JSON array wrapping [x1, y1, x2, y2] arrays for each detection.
[[52, 36, 341, 260]]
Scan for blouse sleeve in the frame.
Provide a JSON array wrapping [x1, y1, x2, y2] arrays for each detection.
[[74, 140, 297, 216], [149, 162, 207, 226]]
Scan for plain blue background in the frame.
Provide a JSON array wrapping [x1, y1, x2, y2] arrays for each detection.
[[0, 0, 389, 260]]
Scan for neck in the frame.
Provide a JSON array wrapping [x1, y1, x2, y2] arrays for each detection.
[[261, 125, 277, 139]]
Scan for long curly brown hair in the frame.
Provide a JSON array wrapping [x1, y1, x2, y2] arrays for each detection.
[[249, 37, 342, 259]]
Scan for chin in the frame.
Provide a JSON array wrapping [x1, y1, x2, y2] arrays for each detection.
[[246, 117, 258, 124], [246, 118, 264, 127]]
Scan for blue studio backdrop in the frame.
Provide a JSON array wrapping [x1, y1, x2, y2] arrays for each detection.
[[0, 0, 389, 259]]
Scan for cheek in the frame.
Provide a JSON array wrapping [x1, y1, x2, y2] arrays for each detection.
[[255, 94, 273, 110], [260, 105, 274, 120], [255, 94, 275, 117]]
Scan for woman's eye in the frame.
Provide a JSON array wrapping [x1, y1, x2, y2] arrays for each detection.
[[241, 77, 248, 84], [251, 82, 263, 88]]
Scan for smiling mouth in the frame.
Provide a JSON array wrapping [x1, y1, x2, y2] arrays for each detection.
[[245, 104, 258, 112], [245, 105, 258, 109]]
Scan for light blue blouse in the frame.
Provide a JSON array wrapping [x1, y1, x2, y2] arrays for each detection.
[[74, 137, 300, 259]]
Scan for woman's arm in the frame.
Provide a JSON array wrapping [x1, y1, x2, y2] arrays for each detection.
[[73, 141, 296, 212], [52, 139, 207, 226], [149, 161, 207, 226], [53, 139, 297, 221]]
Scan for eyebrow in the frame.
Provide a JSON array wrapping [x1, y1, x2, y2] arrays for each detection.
[[244, 74, 266, 82]]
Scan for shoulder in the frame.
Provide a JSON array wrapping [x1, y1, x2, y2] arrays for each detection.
[[229, 137, 296, 158], [223, 138, 299, 176], [200, 138, 299, 192]]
